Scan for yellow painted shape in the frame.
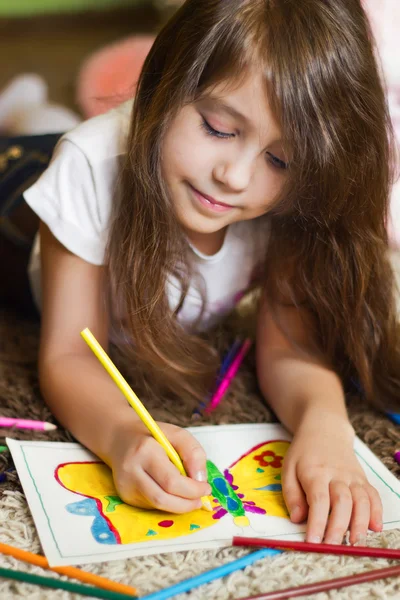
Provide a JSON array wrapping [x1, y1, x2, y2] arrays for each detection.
[[57, 462, 216, 544], [57, 439, 291, 546], [233, 515, 250, 527], [229, 440, 290, 518]]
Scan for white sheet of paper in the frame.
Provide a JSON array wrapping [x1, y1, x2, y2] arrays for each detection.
[[7, 423, 400, 566]]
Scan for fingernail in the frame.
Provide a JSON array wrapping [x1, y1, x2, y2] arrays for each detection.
[[308, 536, 321, 544], [195, 471, 207, 483]]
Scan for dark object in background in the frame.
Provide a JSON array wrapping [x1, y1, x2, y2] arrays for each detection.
[[0, 134, 61, 316]]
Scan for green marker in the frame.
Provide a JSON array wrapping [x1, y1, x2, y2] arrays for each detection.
[[0, 446, 8, 453], [206, 460, 250, 527]]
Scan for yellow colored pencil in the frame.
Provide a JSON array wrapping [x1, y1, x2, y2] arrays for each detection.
[[80, 328, 212, 511]]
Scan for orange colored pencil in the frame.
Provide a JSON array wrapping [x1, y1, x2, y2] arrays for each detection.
[[0, 543, 137, 596]]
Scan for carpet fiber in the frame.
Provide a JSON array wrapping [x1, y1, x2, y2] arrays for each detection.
[[1, 308, 400, 599]]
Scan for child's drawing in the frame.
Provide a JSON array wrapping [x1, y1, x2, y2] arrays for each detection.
[[7, 424, 400, 567], [55, 440, 290, 545]]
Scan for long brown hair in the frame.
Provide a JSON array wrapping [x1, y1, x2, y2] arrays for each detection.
[[107, 0, 400, 410]]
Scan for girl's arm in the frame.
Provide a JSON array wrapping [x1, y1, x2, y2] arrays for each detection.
[[38, 223, 210, 512], [256, 295, 382, 545]]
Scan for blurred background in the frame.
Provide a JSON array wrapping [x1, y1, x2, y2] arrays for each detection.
[[0, 0, 398, 241], [0, 0, 165, 113], [0, 0, 397, 128]]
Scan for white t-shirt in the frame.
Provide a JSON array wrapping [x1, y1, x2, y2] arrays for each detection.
[[24, 100, 270, 331]]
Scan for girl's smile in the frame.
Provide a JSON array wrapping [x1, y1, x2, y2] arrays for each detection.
[[189, 184, 236, 213]]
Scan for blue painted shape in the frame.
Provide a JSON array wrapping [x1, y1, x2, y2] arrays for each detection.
[[66, 498, 96, 517], [214, 477, 229, 495], [256, 468, 264, 473], [190, 524, 200, 530], [146, 529, 158, 536], [66, 498, 118, 545], [255, 484, 282, 492], [226, 497, 239, 511]]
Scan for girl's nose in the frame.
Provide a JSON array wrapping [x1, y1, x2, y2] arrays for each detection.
[[213, 153, 254, 192]]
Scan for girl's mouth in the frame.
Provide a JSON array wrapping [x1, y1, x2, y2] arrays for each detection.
[[190, 185, 235, 213]]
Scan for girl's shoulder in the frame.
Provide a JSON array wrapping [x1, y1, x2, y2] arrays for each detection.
[[62, 99, 133, 167], [23, 100, 134, 268]]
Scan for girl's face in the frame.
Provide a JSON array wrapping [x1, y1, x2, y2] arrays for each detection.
[[162, 71, 289, 254]]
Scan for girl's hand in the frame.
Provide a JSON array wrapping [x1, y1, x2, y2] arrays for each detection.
[[109, 419, 212, 513], [282, 414, 383, 545]]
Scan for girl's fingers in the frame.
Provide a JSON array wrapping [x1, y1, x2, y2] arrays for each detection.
[[366, 484, 383, 532], [304, 481, 331, 543], [146, 451, 211, 500], [324, 480, 353, 544], [137, 468, 203, 513], [348, 483, 371, 545], [170, 428, 209, 486], [282, 467, 308, 523]]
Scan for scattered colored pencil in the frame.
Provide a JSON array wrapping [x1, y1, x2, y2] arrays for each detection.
[[234, 564, 400, 599], [219, 337, 243, 379], [193, 337, 242, 416], [140, 549, 281, 600], [0, 445, 8, 453], [204, 338, 252, 414], [0, 566, 137, 600], [233, 536, 400, 560], [80, 328, 212, 512], [0, 542, 137, 596], [395, 451, 400, 466], [387, 412, 400, 425], [0, 417, 57, 431]]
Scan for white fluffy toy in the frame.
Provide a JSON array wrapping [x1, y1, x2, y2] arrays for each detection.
[[0, 74, 81, 136]]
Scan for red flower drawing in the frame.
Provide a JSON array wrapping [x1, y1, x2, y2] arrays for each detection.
[[254, 450, 283, 469]]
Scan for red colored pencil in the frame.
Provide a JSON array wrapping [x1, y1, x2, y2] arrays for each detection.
[[235, 564, 400, 599], [233, 536, 400, 560]]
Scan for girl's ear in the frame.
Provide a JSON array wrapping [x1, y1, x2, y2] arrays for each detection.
[[76, 35, 156, 119]]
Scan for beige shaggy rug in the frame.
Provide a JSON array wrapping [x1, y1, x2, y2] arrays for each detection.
[[1, 306, 400, 600]]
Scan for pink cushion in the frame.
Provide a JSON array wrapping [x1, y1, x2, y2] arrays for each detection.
[[76, 36, 155, 119]]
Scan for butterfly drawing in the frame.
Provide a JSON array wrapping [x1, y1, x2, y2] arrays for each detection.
[[55, 439, 290, 545]]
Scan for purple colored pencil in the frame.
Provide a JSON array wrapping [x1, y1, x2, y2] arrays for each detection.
[[205, 339, 252, 414], [395, 451, 400, 466]]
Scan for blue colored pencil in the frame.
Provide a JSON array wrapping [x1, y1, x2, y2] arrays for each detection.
[[140, 549, 281, 600], [349, 381, 400, 426], [387, 412, 400, 425], [219, 337, 242, 379]]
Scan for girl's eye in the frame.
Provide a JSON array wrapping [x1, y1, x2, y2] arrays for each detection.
[[201, 117, 234, 139], [266, 151, 288, 170]]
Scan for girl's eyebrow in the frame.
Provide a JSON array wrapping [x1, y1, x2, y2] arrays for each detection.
[[206, 98, 249, 124]]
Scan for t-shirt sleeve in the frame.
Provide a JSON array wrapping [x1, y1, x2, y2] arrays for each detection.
[[24, 138, 108, 265]]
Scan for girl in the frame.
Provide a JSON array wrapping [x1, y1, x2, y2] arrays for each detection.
[[2, 0, 399, 546]]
